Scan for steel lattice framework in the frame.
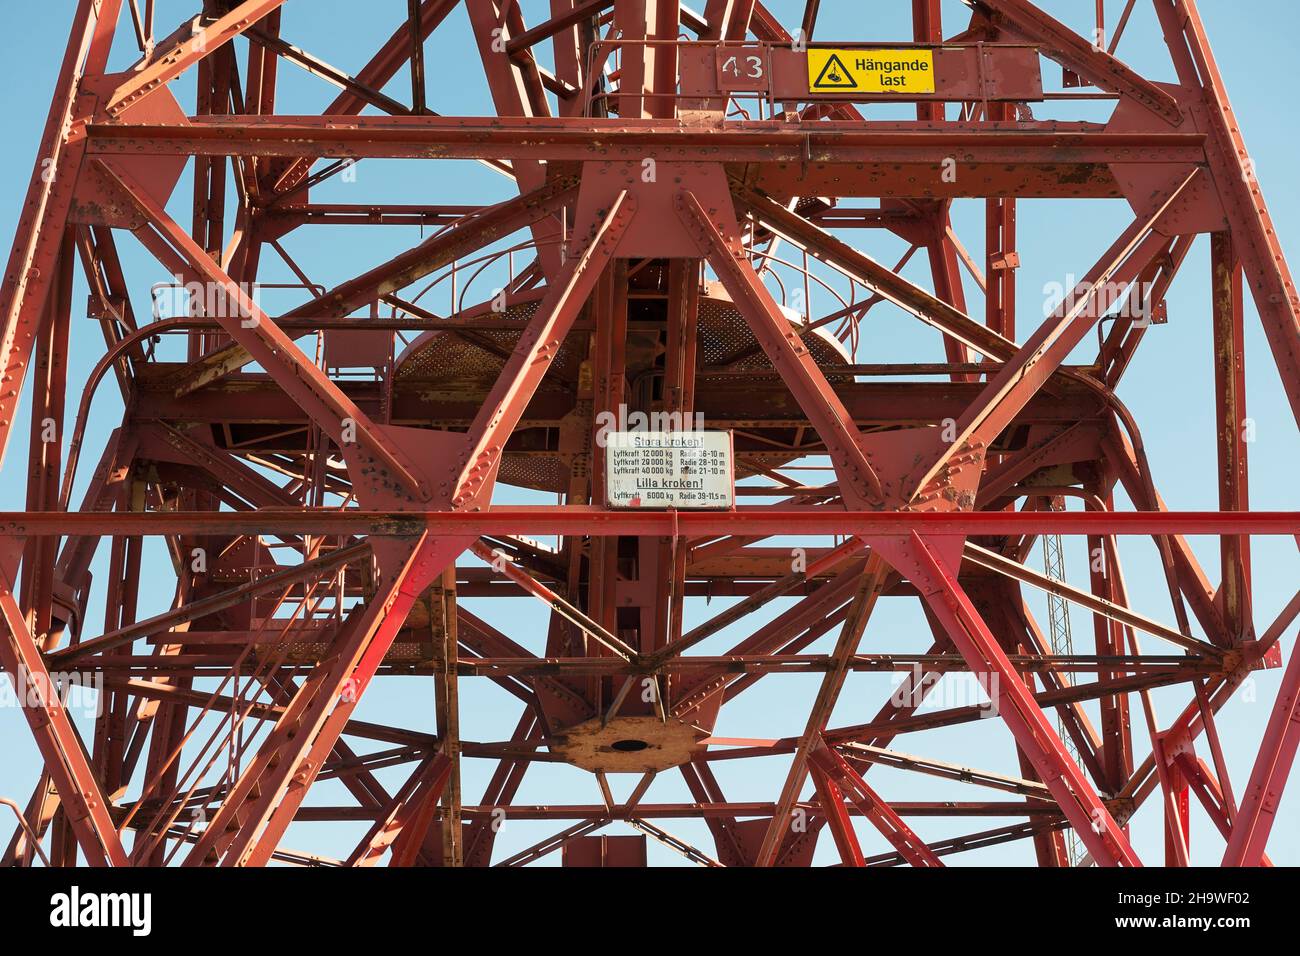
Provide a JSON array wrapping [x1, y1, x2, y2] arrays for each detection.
[[0, 0, 1297, 868]]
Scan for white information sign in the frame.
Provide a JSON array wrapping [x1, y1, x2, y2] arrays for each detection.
[[604, 431, 734, 510]]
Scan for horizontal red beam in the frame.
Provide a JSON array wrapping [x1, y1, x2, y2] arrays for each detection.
[[0, 509, 1293, 537], [289, 801, 1066, 821], [85, 117, 1207, 164], [71, 653, 1212, 677]]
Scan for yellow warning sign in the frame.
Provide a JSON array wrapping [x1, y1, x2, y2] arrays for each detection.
[[807, 48, 936, 94]]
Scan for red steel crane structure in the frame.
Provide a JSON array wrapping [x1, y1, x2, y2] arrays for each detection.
[[0, 0, 1297, 869]]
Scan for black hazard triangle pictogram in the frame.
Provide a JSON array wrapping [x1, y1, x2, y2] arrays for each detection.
[[812, 53, 858, 89]]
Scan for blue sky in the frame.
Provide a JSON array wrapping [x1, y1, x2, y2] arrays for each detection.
[[0, 0, 1296, 866]]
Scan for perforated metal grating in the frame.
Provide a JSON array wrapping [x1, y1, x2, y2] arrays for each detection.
[[392, 288, 850, 491]]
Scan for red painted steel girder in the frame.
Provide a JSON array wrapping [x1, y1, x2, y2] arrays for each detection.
[[0, 0, 1296, 869], [0, 509, 1294, 537]]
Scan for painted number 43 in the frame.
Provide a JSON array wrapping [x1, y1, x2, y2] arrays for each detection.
[[721, 53, 764, 81]]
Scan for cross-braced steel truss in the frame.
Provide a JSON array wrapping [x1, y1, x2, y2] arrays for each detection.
[[0, 0, 1297, 867]]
